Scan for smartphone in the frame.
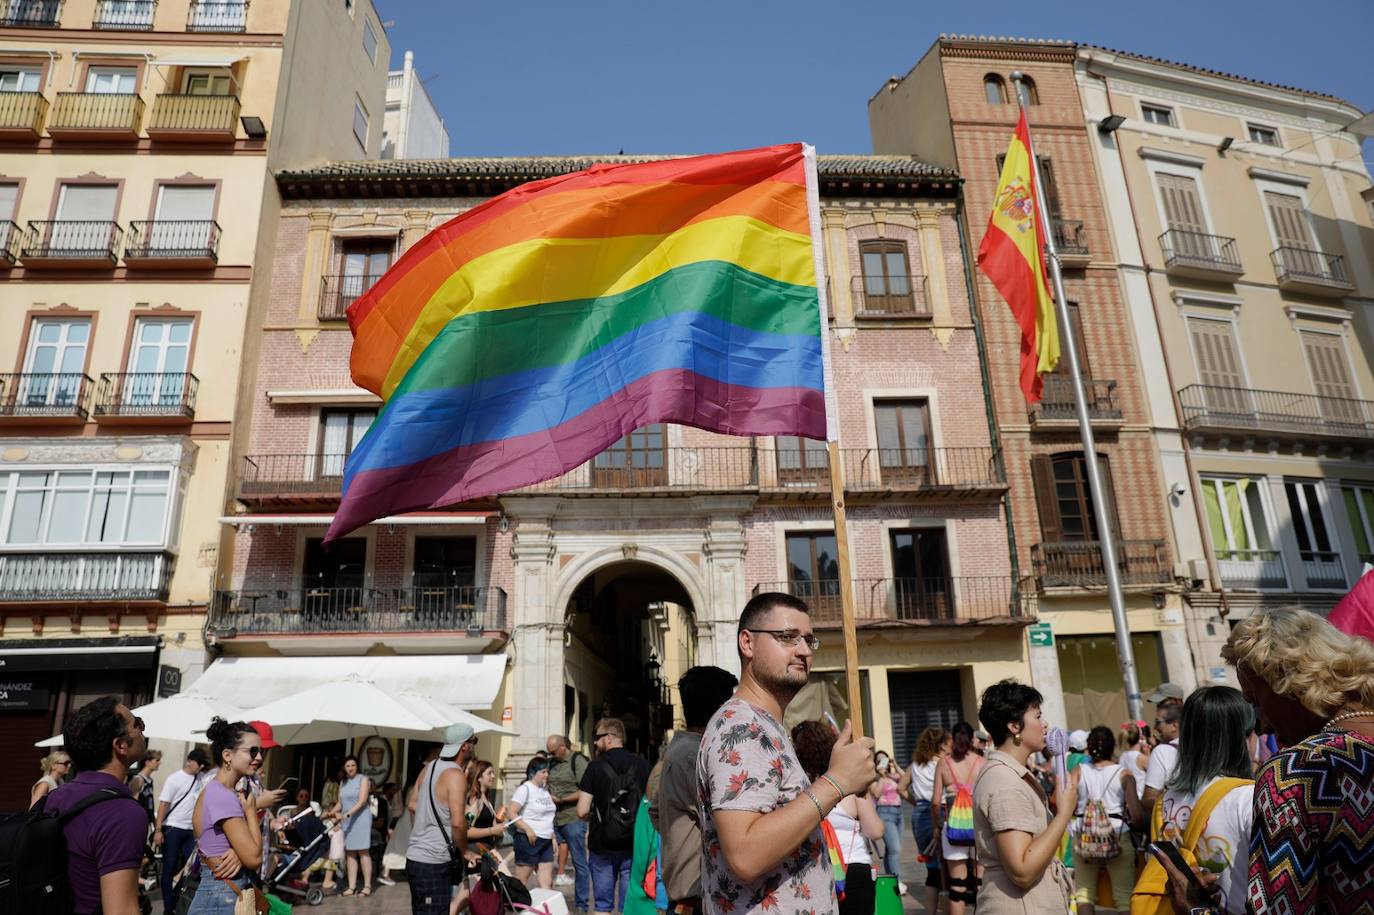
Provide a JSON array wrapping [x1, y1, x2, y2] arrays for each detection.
[[276, 776, 299, 792], [1150, 841, 1205, 890]]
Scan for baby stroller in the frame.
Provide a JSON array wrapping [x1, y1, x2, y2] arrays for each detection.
[[264, 807, 335, 906], [469, 855, 535, 915]]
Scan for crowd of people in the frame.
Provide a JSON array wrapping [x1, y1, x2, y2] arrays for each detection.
[[16, 598, 1374, 915]]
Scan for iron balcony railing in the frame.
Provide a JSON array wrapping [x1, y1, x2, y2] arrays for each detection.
[[187, 0, 246, 31], [208, 585, 509, 635], [1178, 384, 1374, 440], [94, 372, 198, 418], [0, 221, 19, 262], [240, 454, 346, 498], [521, 446, 759, 493], [1215, 549, 1287, 590], [851, 274, 931, 318], [148, 93, 240, 134], [319, 273, 384, 320], [0, 91, 48, 133], [23, 221, 121, 262], [0, 373, 93, 418], [0, 0, 61, 26], [1271, 246, 1351, 288], [0, 551, 172, 602], [1050, 217, 1088, 256], [1031, 540, 1171, 589], [50, 92, 144, 133], [765, 445, 1004, 494], [125, 220, 221, 261], [1033, 376, 1123, 422], [1159, 228, 1242, 274], [751, 576, 1026, 627], [92, 0, 154, 28], [1300, 551, 1347, 590]]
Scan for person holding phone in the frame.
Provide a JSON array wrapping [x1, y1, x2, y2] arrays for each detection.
[[186, 719, 265, 914]]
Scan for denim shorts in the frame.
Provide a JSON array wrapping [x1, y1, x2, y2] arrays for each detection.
[[514, 831, 555, 866], [185, 871, 254, 915]]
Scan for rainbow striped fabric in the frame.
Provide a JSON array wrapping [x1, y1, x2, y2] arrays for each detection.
[[328, 144, 826, 539]]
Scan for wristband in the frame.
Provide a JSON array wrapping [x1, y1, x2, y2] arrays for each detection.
[[818, 774, 845, 799], [803, 788, 825, 819]]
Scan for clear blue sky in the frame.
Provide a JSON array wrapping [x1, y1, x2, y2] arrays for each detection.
[[375, 0, 1371, 161]]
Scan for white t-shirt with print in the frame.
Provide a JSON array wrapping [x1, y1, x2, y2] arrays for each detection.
[[1144, 741, 1179, 792], [1158, 778, 1254, 915], [1072, 761, 1130, 836], [510, 781, 557, 839]]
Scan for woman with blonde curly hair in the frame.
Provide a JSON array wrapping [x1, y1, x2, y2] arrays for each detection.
[[1218, 606, 1374, 913]]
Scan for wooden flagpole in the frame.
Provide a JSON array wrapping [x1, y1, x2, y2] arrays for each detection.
[[803, 144, 865, 738]]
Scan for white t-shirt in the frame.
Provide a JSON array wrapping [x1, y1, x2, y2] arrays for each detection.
[[1072, 762, 1130, 836], [1118, 749, 1146, 798], [908, 759, 938, 803], [158, 769, 208, 831], [510, 781, 557, 839], [1144, 741, 1179, 792], [1158, 778, 1255, 915]]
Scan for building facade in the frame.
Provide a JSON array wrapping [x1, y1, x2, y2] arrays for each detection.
[[1075, 47, 1374, 677], [382, 49, 449, 159], [870, 37, 1191, 729], [213, 154, 1033, 789], [0, 0, 388, 806]]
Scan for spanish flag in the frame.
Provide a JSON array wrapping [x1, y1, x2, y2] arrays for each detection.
[[977, 111, 1060, 403]]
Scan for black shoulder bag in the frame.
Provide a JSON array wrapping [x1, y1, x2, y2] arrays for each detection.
[[426, 763, 467, 885]]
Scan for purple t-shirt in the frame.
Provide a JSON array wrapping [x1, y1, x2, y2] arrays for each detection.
[[197, 778, 247, 866], [44, 771, 147, 915]]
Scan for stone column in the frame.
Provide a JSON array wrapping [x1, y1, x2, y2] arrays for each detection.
[[1028, 629, 1068, 729], [502, 498, 561, 787], [699, 499, 753, 676]]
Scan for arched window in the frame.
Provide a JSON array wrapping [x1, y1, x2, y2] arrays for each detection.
[[1017, 75, 1040, 107], [983, 74, 1008, 104]]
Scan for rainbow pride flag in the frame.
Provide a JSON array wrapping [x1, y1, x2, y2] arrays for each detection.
[[327, 144, 828, 540]]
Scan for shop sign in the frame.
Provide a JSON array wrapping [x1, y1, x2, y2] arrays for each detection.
[[1028, 622, 1054, 648], [158, 664, 182, 698], [0, 679, 50, 711]]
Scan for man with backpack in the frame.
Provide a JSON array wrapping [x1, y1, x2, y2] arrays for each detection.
[[547, 733, 592, 914], [152, 747, 209, 912], [5, 697, 150, 915], [577, 717, 650, 915]]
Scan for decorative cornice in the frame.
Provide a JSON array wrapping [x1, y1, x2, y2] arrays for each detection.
[[1283, 303, 1352, 324], [1138, 146, 1207, 168], [1246, 166, 1310, 187]]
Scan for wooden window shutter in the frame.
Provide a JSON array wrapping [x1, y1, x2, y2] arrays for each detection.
[[1051, 303, 1090, 378], [1031, 454, 1064, 543], [1095, 453, 1122, 540], [1189, 319, 1244, 388], [1158, 174, 1206, 234], [1302, 331, 1356, 401], [1264, 191, 1313, 249]]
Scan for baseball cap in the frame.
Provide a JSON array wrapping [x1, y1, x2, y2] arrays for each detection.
[[1145, 682, 1186, 704], [249, 720, 281, 749], [1068, 729, 1089, 751], [440, 722, 476, 758]]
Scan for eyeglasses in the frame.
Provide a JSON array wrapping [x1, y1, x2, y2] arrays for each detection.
[[594, 733, 611, 741], [745, 628, 821, 651], [237, 745, 265, 759]]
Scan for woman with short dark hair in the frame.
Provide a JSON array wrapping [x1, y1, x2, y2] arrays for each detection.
[[971, 680, 1076, 914]]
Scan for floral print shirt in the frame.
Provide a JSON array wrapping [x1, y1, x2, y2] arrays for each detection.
[[696, 698, 834, 915]]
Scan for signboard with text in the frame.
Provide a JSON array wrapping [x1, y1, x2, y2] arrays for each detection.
[[1028, 622, 1054, 648], [0, 679, 50, 712]]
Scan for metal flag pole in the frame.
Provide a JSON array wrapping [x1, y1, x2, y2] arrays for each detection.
[[802, 144, 865, 738], [1009, 73, 1144, 725]]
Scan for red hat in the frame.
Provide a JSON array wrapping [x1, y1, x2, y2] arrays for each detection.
[[249, 720, 280, 749]]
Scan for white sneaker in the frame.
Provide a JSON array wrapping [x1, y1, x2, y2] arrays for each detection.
[[555, 875, 573, 887], [377, 876, 396, 887], [898, 882, 908, 895]]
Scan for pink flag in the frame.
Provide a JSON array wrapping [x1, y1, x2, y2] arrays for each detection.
[[1330, 568, 1374, 645]]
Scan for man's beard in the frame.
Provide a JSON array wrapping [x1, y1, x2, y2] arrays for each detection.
[[756, 659, 810, 698]]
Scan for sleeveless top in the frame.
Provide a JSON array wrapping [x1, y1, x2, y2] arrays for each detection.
[[876, 774, 901, 807], [408, 759, 459, 865], [826, 801, 872, 865]]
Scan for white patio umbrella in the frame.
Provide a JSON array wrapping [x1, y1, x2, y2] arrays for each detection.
[[241, 676, 439, 744], [398, 691, 517, 738], [35, 694, 245, 747]]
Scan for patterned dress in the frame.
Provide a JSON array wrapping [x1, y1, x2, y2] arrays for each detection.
[[1248, 728, 1374, 914], [696, 698, 835, 915]]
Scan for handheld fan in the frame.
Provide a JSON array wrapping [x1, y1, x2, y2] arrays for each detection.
[[1045, 726, 1068, 785]]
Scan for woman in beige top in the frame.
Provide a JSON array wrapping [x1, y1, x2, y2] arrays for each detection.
[[972, 680, 1077, 913]]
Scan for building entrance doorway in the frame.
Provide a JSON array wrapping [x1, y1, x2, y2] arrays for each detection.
[[563, 560, 697, 763]]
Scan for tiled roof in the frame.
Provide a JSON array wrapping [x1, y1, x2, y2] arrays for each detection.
[[276, 154, 959, 199]]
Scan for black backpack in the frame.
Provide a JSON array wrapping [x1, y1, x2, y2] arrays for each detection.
[[0, 788, 141, 914], [596, 757, 642, 851]]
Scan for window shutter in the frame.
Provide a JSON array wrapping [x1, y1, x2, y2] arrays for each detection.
[[1188, 320, 1244, 388], [1158, 174, 1206, 234], [1264, 191, 1313, 249], [1301, 331, 1360, 422], [1051, 303, 1090, 378], [1095, 454, 1122, 540], [1031, 454, 1063, 543]]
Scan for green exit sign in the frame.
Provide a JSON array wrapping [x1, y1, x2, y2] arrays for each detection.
[[1028, 622, 1053, 647]]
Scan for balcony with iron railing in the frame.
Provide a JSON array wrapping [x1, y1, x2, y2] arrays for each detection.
[[1178, 384, 1374, 444], [1299, 551, 1347, 590], [124, 220, 220, 267], [0, 90, 48, 138], [94, 372, 198, 422], [762, 445, 1005, 498], [0, 551, 173, 603], [48, 92, 144, 140], [21, 221, 121, 268], [519, 445, 760, 494], [0, 373, 93, 422], [1031, 540, 1171, 589], [0, 0, 61, 27], [1030, 375, 1123, 427], [239, 454, 347, 504], [1271, 246, 1354, 297], [1159, 228, 1243, 281], [92, 0, 154, 28], [1050, 217, 1090, 266], [319, 273, 384, 320], [0, 221, 19, 265], [207, 585, 509, 638], [187, 0, 246, 31], [1215, 549, 1287, 590], [148, 93, 240, 141], [850, 274, 931, 319], [750, 576, 1029, 628]]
